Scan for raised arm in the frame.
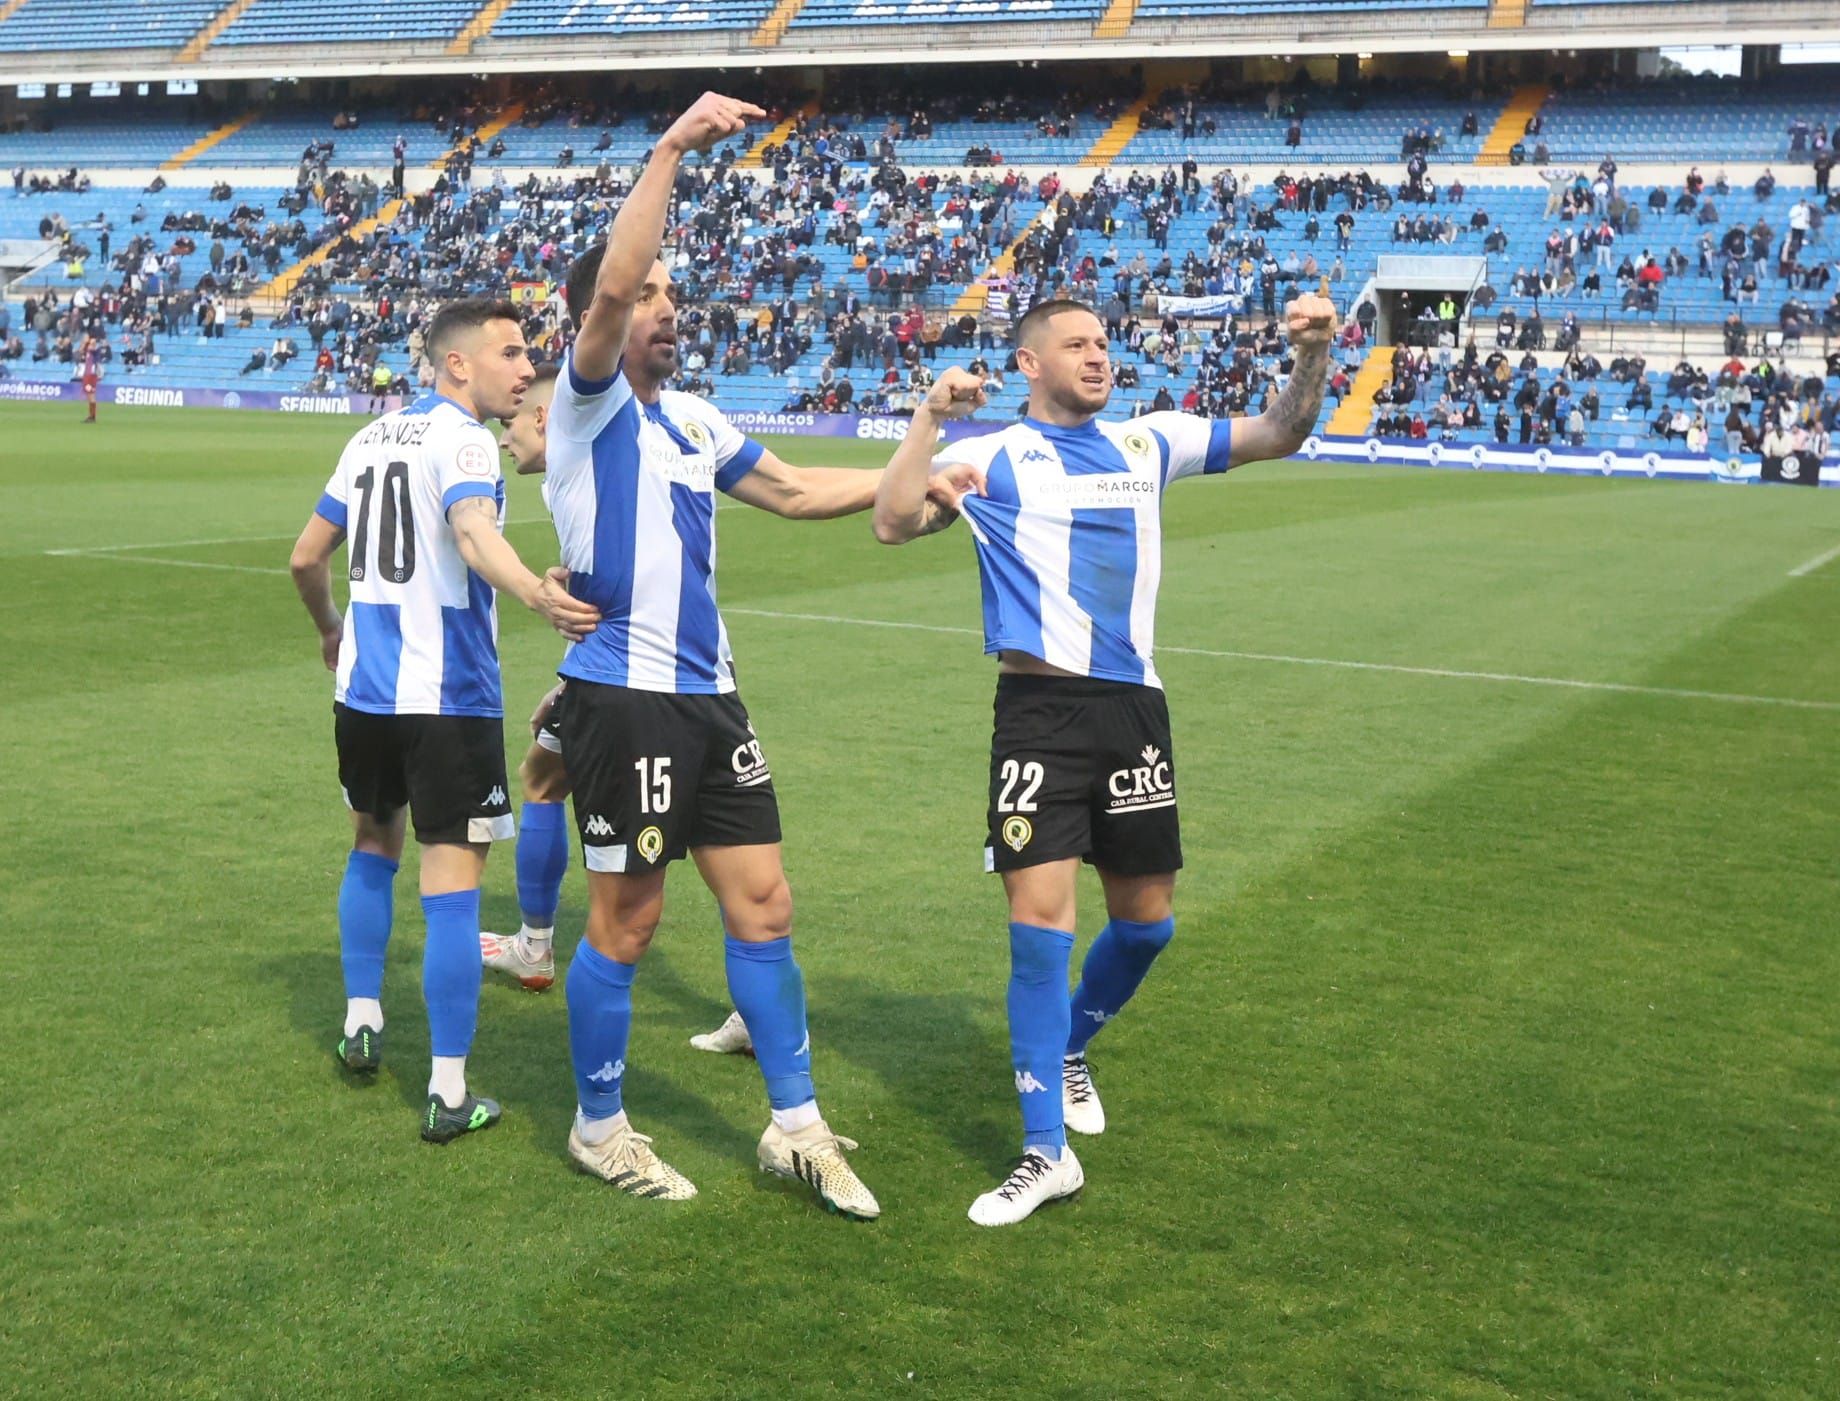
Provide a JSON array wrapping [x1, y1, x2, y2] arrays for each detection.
[[872, 368, 987, 544], [447, 496, 601, 641], [570, 93, 764, 383], [726, 444, 985, 528], [1228, 291, 1337, 468]]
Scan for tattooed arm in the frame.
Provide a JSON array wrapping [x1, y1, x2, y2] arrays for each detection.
[[1229, 292, 1338, 468], [448, 494, 600, 641]]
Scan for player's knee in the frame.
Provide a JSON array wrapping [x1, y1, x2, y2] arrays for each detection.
[[727, 877, 793, 943], [1115, 915, 1176, 953], [519, 750, 567, 803], [591, 911, 659, 962]]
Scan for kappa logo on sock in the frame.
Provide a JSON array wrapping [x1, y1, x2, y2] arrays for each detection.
[[1015, 1070, 1050, 1094], [793, 1032, 810, 1058], [587, 1059, 625, 1085], [1082, 1009, 1112, 1024], [584, 814, 615, 838]]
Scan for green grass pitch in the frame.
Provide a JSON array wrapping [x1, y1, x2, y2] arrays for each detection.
[[3, 399, 1838, 1396]]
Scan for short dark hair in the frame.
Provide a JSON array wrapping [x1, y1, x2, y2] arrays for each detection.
[[1015, 298, 1100, 349], [564, 243, 606, 327], [527, 361, 561, 391], [426, 298, 522, 362]]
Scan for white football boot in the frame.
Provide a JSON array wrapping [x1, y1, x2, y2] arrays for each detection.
[[758, 1119, 881, 1220], [1062, 1054, 1106, 1136], [967, 1147, 1085, 1227], [479, 931, 555, 991], [689, 1008, 755, 1055], [568, 1117, 697, 1200]]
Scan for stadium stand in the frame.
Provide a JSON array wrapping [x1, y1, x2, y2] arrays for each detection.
[[0, 111, 219, 167], [4, 72, 1837, 463], [0, 0, 220, 51], [489, 0, 777, 40], [787, 0, 1100, 30], [214, 0, 481, 46], [1532, 78, 1840, 163]]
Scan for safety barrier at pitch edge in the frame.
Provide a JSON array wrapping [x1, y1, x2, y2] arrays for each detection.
[[2, 381, 1831, 484], [0, 379, 408, 415], [1301, 433, 1839, 487], [0, 383, 1002, 441]]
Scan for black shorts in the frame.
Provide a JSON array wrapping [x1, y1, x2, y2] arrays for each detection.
[[334, 703, 514, 846], [535, 682, 565, 756], [984, 675, 1182, 877], [557, 680, 781, 874]]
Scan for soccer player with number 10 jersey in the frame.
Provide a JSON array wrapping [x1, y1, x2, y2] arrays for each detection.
[[290, 300, 598, 1143]]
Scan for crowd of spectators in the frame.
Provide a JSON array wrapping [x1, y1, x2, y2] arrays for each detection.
[[5, 85, 1838, 453], [1367, 336, 1840, 457]]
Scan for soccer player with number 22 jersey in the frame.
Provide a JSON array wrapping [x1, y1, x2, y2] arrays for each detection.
[[875, 291, 1336, 1224]]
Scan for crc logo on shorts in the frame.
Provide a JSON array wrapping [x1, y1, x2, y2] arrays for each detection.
[[1001, 815, 1033, 852], [636, 826, 665, 863], [1107, 745, 1175, 814], [732, 725, 772, 787], [456, 442, 495, 477]]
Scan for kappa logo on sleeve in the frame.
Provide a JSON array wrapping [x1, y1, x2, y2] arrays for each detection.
[[456, 442, 495, 477]]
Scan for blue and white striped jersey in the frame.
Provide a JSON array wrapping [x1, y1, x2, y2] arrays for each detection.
[[939, 413, 1234, 688], [315, 393, 507, 717], [544, 350, 764, 694]]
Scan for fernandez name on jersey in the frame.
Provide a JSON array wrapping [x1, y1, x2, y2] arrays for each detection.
[[315, 393, 508, 717]]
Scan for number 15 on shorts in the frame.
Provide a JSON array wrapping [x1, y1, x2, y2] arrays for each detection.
[[635, 756, 671, 814]]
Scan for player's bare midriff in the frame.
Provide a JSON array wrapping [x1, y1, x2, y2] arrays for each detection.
[[998, 650, 1081, 678]]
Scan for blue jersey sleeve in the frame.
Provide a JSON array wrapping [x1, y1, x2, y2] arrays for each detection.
[[315, 446, 352, 529], [1138, 411, 1234, 485], [700, 403, 764, 493]]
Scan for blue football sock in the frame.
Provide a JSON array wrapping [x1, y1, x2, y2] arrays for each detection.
[[1008, 922, 1075, 1156], [567, 941, 636, 1121], [725, 935, 814, 1111], [338, 850, 397, 1002], [420, 889, 482, 1059], [1067, 916, 1176, 1055], [515, 801, 568, 928]]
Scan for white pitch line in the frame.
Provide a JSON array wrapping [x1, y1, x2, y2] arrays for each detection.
[[42, 517, 555, 557], [725, 606, 1840, 713], [1788, 541, 1840, 579], [54, 551, 288, 577]]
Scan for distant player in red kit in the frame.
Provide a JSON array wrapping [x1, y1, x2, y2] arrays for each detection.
[[79, 334, 103, 423]]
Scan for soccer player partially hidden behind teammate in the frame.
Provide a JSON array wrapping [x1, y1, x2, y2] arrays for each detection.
[[874, 292, 1337, 1224], [288, 300, 599, 1143], [481, 366, 757, 1056], [544, 92, 973, 1215]]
